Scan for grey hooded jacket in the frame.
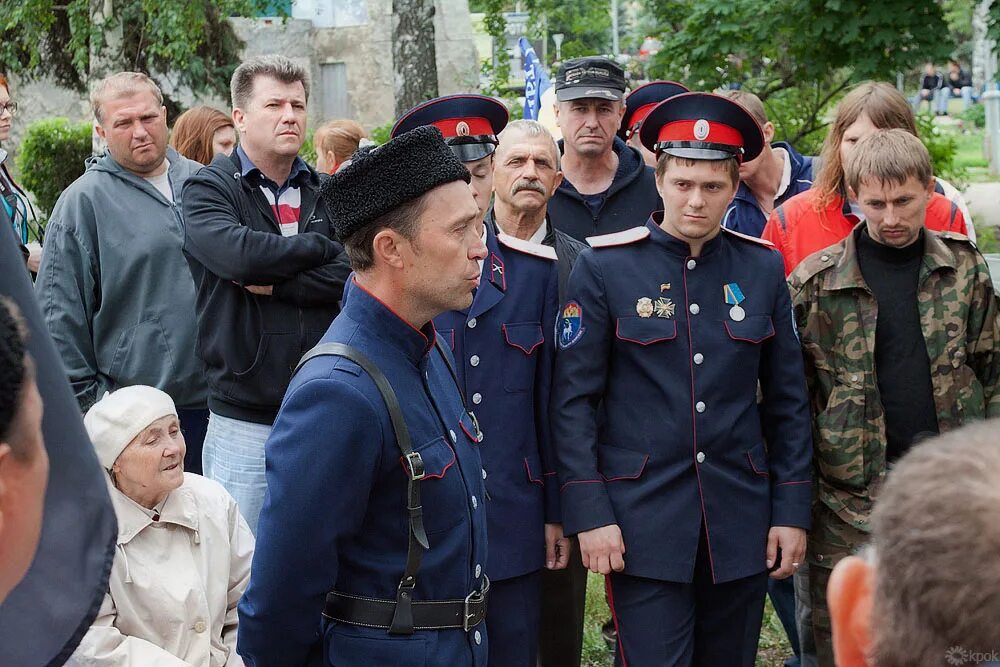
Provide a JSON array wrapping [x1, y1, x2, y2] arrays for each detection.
[[35, 147, 208, 410]]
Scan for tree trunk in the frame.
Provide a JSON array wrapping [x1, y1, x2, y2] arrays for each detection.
[[90, 0, 122, 155], [392, 0, 439, 118]]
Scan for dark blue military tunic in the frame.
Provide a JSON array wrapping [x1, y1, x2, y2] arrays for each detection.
[[434, 221, 561, 580], [238, 280, 489, 667], [553, 216, 812, 585]]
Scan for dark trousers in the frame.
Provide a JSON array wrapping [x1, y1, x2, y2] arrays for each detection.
[[767, 576, 801, 666], [607, 531, 768, 667], [487, 571, 542, 667], [177, 407, 209, 475], [538, 537, 587, 667]]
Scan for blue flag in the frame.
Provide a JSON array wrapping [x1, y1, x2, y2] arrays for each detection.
[[519, 37, 551, 120]]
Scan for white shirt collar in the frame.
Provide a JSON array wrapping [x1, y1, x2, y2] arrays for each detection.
[[773, 147, 792, 201]]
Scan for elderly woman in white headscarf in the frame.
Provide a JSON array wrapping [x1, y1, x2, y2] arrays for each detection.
[[72, 386, 254, 666]]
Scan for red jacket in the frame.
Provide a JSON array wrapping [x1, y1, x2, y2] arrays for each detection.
[[762, 188, 968, 276]]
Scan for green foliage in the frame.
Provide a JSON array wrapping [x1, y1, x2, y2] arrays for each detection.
[[759, 76, 852, 154], [915, 112, 967, 187], [299, 128, 317, 166], [480, 0, 512, 96], [942, 0, 975, 62], [0, 0, 283, 117], [960, 103, 986, 129], [15, 118, 92, 217], [649, 0, 951, 98], [528, 0, 612, 64], [368, 121, 394, 146]]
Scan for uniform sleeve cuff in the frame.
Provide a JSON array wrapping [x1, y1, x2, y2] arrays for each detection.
[[560, 481, 616, 536], [771, 481, 812, 530]]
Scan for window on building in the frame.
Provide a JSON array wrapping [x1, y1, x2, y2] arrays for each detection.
[[292, 0, 368, 28], [320, 62, 354, 120]]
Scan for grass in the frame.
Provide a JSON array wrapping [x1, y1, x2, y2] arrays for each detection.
[[581, 573, 793, 667]]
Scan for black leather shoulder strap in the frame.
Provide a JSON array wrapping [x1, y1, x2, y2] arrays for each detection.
[[293, 342, 428, 634]]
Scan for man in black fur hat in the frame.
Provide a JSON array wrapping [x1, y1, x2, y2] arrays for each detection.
[[239, 126, 492, 667]]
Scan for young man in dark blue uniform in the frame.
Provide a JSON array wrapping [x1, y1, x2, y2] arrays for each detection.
[[553, 92, 813, 666], [237, 127, 491, 667], [392, 96, 568, 667]]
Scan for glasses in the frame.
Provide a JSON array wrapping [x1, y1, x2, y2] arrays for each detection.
[[0, 102, 18, 117]]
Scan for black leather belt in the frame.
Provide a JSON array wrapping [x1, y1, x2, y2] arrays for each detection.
[[323, 576, 490, 632]]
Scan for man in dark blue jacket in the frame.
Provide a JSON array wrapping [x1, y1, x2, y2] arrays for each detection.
[[553, 92, 812, 666], [238, 126, 490, 667], [720, 91, 814, 239], [182, 56, 350, 533], [392, 96, 568, 667], [548, 57, 661, 241]]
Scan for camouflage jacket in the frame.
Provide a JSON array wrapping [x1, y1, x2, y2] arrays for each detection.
[[789, 225, 1000, 531]]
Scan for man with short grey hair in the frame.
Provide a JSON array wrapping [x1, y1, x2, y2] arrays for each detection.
[[492, 120, 586, 301], [182, 54, 350, 533], [35, 71, 209, 472]]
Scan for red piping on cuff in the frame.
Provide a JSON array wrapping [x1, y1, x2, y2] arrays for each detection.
[[776, 480, 812, 486]]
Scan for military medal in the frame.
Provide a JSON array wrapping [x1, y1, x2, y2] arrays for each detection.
[[654, 297, 675, 319], [723, 282, 746, 322], [636, 297, 654, 318], [660, 283, 671, 292]]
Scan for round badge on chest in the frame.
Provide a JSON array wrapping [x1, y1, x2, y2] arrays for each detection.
[[729, 305, 746, 322]]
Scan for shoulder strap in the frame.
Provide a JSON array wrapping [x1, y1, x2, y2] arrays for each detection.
[[293, 342, 428, 635]]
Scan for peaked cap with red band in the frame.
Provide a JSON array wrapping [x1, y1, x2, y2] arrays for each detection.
[[392, 94, 509, 163], [618, 80, 689, 139], [639, 91, 764, 162]]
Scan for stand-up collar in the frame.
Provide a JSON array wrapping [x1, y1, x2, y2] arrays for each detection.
[[344, 278, 437, 363], [646, 213, 724, 258]]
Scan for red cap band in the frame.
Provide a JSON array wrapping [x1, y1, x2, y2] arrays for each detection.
[[657, 120, 743, 148], [628, 102, 660, 132], [430, 116, 494, 138]]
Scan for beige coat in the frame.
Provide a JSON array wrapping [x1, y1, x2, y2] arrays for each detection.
[[70, 473, 254, 666]]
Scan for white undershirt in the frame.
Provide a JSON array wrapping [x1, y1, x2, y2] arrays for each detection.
[[143, 160, 174, 202], [527, 220, 547, 245], [773, 147, 792, 201]]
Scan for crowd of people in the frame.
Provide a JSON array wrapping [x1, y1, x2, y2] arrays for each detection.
[[2, 50, 1000, 667]]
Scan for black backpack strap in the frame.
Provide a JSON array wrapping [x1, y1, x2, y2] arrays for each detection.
[[293, 342, 428, 635]]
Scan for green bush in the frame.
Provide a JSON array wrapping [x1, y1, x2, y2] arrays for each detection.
[[368, 121, 394, 146], [960, 103, 986, 129], [16, 118, 92, 217], [915, 112, 967, 187], [299, 127, 317, 166]]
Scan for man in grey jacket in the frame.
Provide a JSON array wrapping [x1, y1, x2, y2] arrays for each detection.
[[35, 72, 209, 472]]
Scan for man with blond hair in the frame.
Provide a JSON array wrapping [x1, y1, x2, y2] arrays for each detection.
[[828, 422, 1000, 667], [35, 72, 209, 470], [790, 128, 1000, 665]]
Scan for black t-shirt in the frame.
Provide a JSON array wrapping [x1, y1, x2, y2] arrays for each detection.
[[856, 227, 940, 462]]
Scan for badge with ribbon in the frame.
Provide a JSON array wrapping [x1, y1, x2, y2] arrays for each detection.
[[723, 282, 746, 322]]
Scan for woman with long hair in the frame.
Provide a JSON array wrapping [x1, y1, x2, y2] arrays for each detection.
[[762, 81, 972, 276], [170, 106, 236, 165], [313, 119, 367, 173]]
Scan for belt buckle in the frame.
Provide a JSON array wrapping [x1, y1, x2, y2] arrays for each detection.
[[463, 575, 489, 631], [404, 452, 426, 480]]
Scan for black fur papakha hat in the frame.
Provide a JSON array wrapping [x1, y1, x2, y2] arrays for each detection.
[[320, 125, 471, 242], [0, 299, 26, 440]]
